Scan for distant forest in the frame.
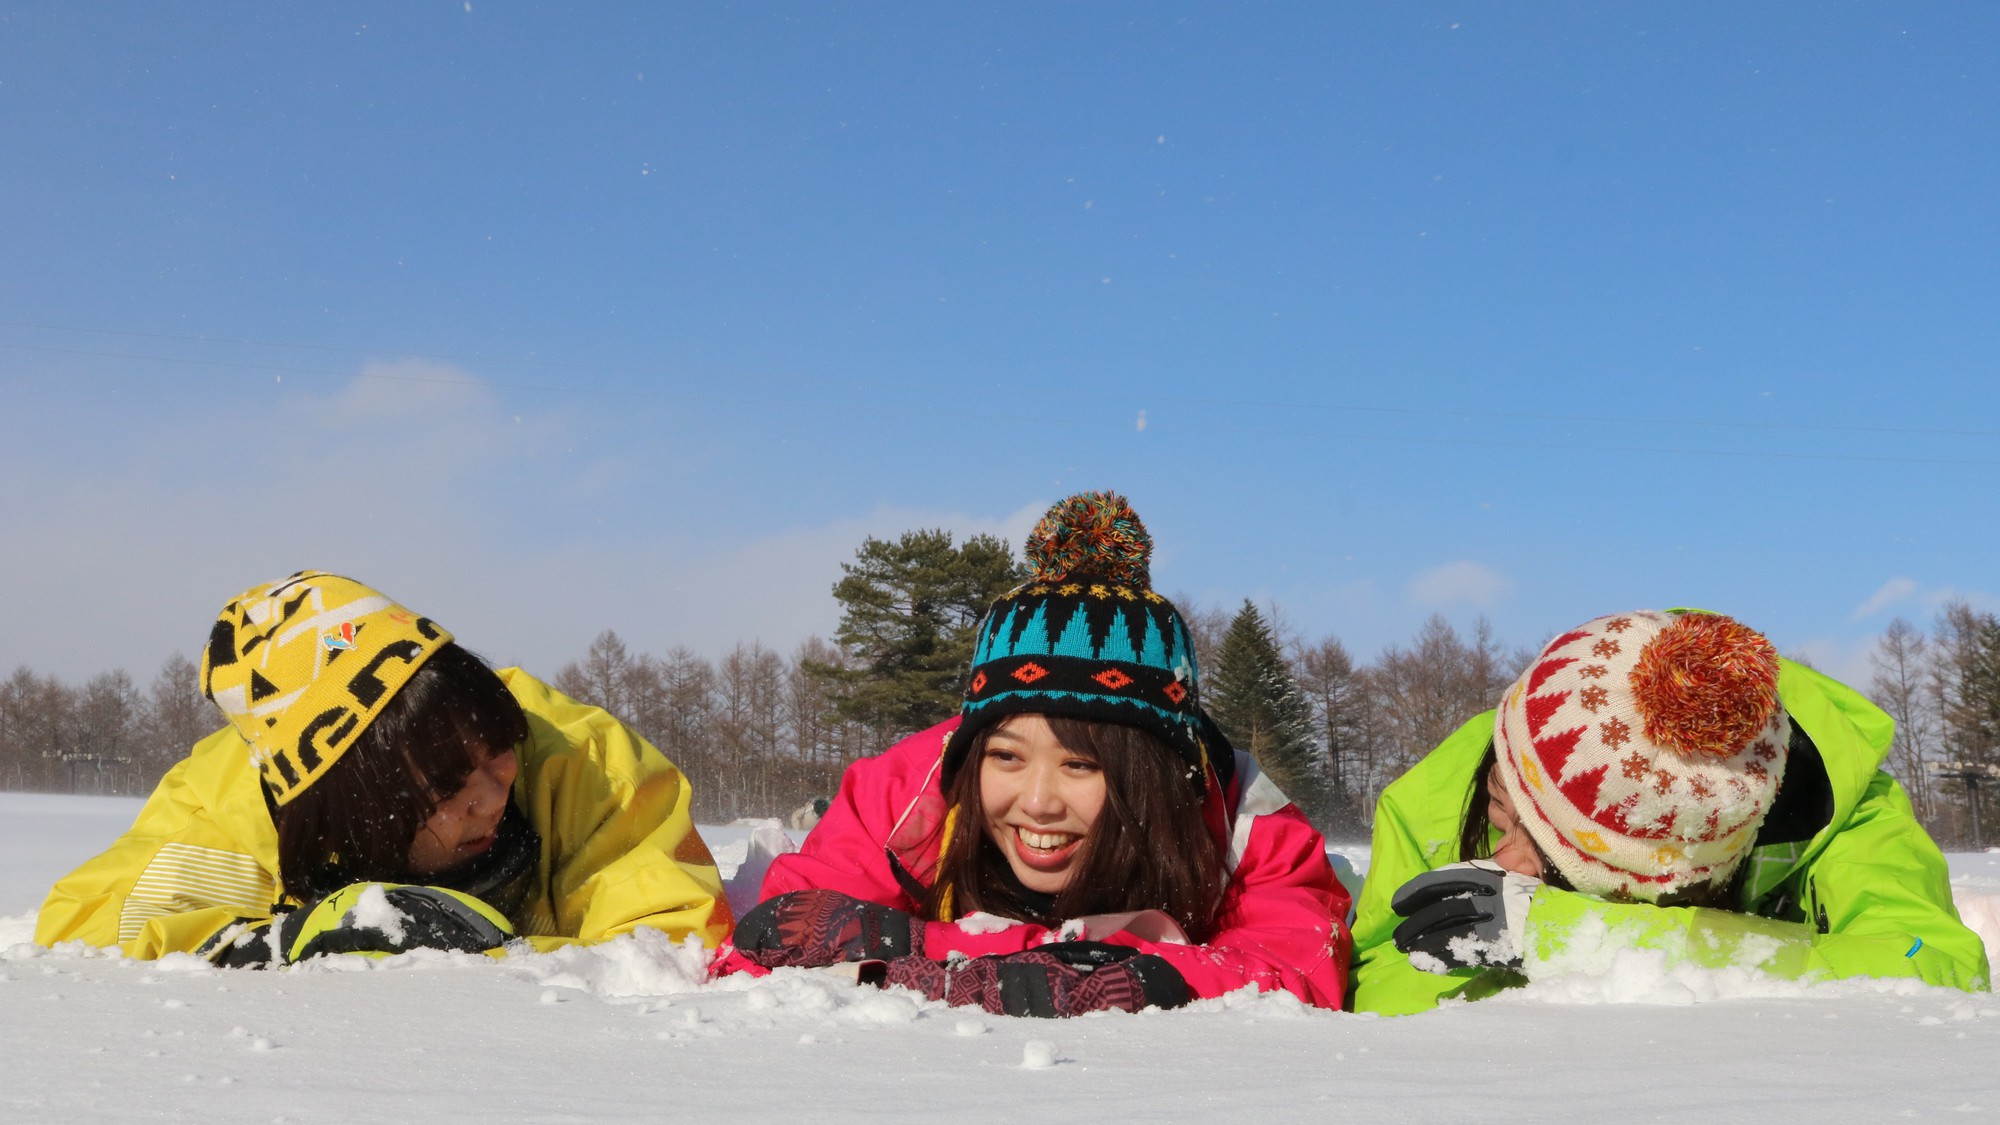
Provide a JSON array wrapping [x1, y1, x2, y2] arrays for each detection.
[[4, 531, 1997, 849]]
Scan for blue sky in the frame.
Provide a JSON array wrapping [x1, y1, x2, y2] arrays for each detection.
[[2, 2, 1995, 687]]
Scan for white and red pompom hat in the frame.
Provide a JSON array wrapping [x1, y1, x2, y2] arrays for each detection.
[[1491, 610, 1790, 901]]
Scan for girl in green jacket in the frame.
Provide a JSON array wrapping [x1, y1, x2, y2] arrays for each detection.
[[1351, 609, 1987, 1015]]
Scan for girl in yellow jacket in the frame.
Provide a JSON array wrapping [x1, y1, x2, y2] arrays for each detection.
[[37, 572, 731, 966]]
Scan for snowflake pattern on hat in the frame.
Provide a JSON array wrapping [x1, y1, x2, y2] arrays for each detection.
[[1492, 610, 1790, 901]]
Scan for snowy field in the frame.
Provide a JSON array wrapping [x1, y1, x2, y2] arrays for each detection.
[[5, 794, 2000, 1123]]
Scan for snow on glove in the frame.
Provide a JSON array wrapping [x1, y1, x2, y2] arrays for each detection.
[[208, 883, 512, 966], [732, 889, 916, 968], [876, 941, 1189, 1018], [1391, 860, 1539, 972]]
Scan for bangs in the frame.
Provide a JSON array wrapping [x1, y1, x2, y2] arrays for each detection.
[[378, 644, 528, 801], [273, 643, 526, 899]]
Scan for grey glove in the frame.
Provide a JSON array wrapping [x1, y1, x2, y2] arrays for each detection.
[[1391, 860, 1540, 972]]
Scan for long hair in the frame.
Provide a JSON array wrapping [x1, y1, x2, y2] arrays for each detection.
[[922, 716, 1227, 941], [273, 643, 528, 901]]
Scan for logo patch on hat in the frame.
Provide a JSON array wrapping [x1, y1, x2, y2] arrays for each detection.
[[321, 621, 358, 652]]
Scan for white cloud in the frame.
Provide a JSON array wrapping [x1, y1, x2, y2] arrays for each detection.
[[1408, 561, 1513, 610], [470, 501, 1051, 671], [1845, 579, 2000, 625], [1850, 577, 1919, 621], [0, 361, 1050, 684]]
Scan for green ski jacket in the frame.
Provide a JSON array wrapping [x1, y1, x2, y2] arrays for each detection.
[[1351, 659, 1988, 1014]]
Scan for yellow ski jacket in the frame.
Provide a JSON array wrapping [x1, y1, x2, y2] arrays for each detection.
[[36, 669, 731, 959]]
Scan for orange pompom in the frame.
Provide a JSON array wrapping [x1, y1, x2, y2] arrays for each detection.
[[1629, 613, 1781, 759], [1025, 491, 1152, 585]]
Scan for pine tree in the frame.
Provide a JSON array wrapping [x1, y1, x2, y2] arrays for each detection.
[[812, 529, 1026, 738], [1205, 600, 1325, 822]]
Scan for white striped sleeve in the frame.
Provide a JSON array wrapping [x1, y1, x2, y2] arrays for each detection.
[[117, 843, 278, 942]]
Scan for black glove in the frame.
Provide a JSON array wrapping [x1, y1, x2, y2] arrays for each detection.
[[732, 889, 916, 968], [877, 941, 1189, 1018], [204, 883, 512, 967], [1391, 860, 1540, 972]]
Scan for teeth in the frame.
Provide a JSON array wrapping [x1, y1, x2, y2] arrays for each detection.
[[1018, 829, 1076, 851]]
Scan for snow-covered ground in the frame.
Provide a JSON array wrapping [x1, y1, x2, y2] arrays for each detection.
[[5, 794, 2000, 1123]]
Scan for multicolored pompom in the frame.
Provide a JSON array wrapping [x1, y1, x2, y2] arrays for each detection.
[[1024, 491, 1152, 585]]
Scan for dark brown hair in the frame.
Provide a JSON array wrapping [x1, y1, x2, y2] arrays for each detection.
[[922, 715, 1227, 941], [273, 643, 527, 901]]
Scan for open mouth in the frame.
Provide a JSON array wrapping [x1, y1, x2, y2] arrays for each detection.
[[1009, 825, 1083, 871], [459, 829, 499, 858]]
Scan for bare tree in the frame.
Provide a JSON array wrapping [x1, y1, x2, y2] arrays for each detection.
[[1871, 617, 1938, 822], [1293, 635, 1372, 839], [72, 671, 142, 794], [711, 643, 787, 821], [1930, 601, 2000, 847], [1172, 594, 1230, 680], [554, 631, 637, 719], [143, 653, 216, 777]]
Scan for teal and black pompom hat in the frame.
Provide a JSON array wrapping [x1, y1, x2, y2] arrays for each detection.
[[941, 492, 1215, 788]]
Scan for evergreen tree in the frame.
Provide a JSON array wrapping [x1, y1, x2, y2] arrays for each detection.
[[1205, 600, 1325, 821], [813, 529, 1025, 737]]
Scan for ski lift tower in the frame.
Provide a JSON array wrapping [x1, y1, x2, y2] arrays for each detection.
[[1930, 760, 2000, 851]]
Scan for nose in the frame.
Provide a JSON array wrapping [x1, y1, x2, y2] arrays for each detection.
[[474, 750, 518, 812], [1018, 763, 1067, 820]]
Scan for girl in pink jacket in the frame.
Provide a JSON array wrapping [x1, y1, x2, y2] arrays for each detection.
[[716, 493, 1349, 1016]]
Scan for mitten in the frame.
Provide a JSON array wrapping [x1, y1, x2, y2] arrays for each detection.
[[732, 889, 917, 968], [877, 941, 1189, 1018], [1391, 860, 1540, 972], [208, 883, 513, 966]]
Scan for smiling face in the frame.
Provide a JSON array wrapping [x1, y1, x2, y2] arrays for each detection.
[[978, 713, 1109, 895], [406, 746, 519, 876], [1487, 763, 1546, 880]]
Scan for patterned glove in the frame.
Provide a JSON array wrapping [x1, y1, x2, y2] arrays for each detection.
[[732, 889, 917, 968], [877, 941, 1189, 1018], [1391, 860, 1540, 972], [204, 883, 512, 967]]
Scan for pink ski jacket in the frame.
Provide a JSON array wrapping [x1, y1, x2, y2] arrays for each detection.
[[716, 718, 1350, 1009]]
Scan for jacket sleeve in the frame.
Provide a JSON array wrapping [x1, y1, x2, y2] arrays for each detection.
[[1514, 774, 1985, 990], [509, 681, 731, 952], [1349, 767, 1520, 1014], [711, 726, 952, 977], [1141, 802, 1349, 1008], [1787, 770, 1985, 989], [35, 736, 282, 959], [1351, 714, 1527, 1015], [755, 728, 947, 909]]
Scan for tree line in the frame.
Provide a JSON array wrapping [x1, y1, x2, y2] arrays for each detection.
[[3, 531, 1998, 848]]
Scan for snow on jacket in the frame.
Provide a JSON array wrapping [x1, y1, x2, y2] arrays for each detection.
[[1351, 659, 1989, 1014], [716, 717, 1351, 1009], [36, 669, 732, 958]]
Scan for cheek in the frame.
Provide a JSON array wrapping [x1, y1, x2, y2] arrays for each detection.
[[976, 769, 1014, 827], [424, 799, 470, 841], [1073, 775, 1108, 832]]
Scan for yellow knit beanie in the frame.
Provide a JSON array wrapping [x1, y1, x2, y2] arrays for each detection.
[[200, 572, 453, 806]]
